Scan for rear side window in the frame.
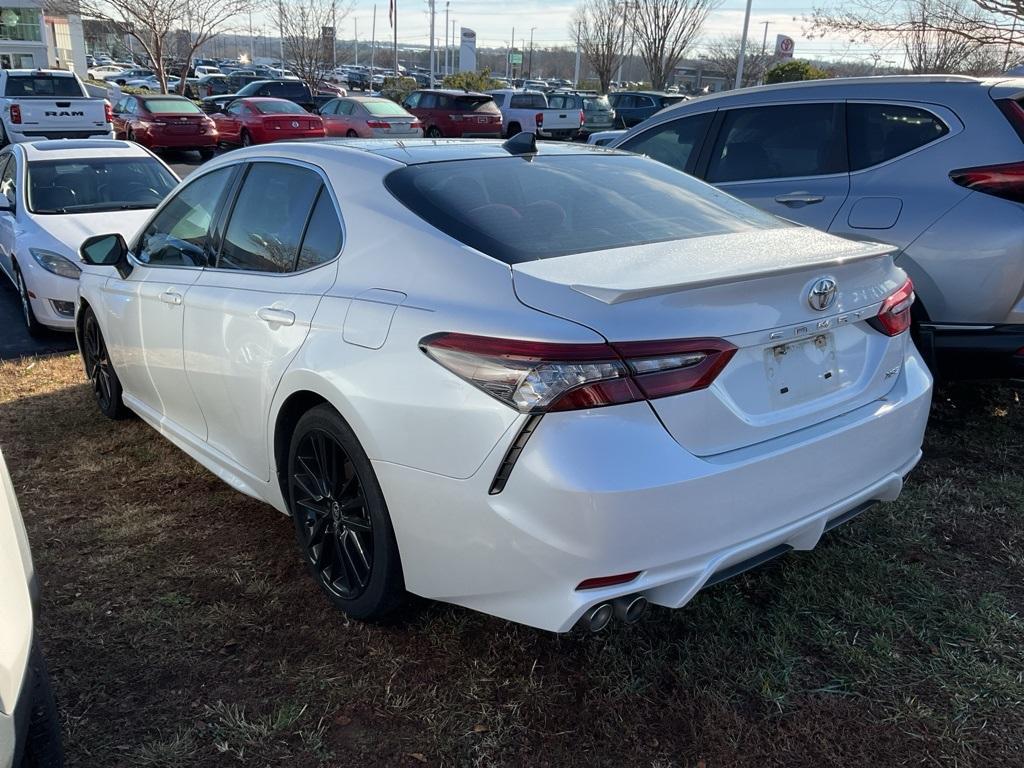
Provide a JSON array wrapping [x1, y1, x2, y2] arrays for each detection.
[[619, 112, 713, 174], [385, 154, 786, 265], [510, 94, 546, 109], [218, 162, 322, 273], [4, 75, 84, 98], [847, 103, 949, 171], [707, 103, 845, 183], [296, 188, 343, 270]]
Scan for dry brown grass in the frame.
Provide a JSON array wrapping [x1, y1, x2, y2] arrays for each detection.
[[1, 354, 1022, 767]]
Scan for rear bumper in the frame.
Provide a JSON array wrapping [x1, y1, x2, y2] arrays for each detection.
[[455, 129, 502, 138], [8, 128, 114, 142], [146, 132, 218, 149], [376, 345, 933, 632], [917, 322, 1024, 379], [538, 128, 579, 139], [1, 630, 35, 768]]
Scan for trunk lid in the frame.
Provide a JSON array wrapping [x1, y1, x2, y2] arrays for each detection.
[[512, 227, 908, 455]]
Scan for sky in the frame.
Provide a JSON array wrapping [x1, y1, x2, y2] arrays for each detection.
[[326, 0, 908, 67]]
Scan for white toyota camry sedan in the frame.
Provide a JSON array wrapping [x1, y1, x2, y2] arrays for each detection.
[[0, 139, 179, 335], [74, 137, 933, 633]]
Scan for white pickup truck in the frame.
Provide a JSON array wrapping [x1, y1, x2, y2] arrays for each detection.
[[0, 69, 113, 145], [487, 88, 583, 140]]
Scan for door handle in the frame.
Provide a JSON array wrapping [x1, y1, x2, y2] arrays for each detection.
[[159, 289, 182, 305], [774, 192, 825, 206], [257, 307, 296, 326]]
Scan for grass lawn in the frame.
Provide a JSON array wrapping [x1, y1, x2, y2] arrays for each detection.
[[0, 353, 1021, 767]]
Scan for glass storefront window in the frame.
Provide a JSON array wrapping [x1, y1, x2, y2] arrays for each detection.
[[0, 8, 42, 42]]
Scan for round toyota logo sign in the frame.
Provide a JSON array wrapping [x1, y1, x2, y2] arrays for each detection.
[[808, 277, 838, 311], [291, 120, 300, 128]]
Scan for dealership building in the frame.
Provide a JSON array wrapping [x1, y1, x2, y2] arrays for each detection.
[[0, 0, 87, 74]]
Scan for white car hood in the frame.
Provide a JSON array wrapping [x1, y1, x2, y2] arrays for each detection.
[[31, 209, 152, 261]]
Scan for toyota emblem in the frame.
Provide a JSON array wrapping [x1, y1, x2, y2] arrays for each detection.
[[291, 120, 299, 128], [808, 277, 838, 311]]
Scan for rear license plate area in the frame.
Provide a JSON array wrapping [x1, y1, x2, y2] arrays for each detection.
[[765, 333, 840, 406]]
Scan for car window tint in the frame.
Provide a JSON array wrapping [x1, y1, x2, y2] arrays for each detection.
[[137, 166, 234, 267], [619, 112, 713, 174], [218, 163, 322, 273], [547, 95, 565, 109], [385, 154, 786, 265], [847, 103, 949, 170], [707, 103, 845, 183], [405, 92, 421, 108], [491, 93, 505, 107], [227, 101, 244, 115], [419, 93, 436, 108], [0, 155, 15, 206], [296, 187, 343, 270]]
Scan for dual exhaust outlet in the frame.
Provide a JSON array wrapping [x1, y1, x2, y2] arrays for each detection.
[[579, 595, 649, 632]]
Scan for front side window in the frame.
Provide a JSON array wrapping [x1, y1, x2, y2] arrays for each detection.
[[847, 103, 949, 171], [619, 112, 713, 174], [27, 158, 177, 214], [226, 101, 244, 116], [404, 92, 421, 109], [385, 154, 786, 265], [218, 163, 323, 273], [137, 166, 234, 267], [707, 103, 845, 183]]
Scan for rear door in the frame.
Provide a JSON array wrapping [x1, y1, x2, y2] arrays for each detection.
[[183, 161, 342, 481], [699, 102, 850, 231]]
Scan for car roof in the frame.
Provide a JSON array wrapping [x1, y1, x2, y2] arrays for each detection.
[[615, 90, 681, 97], [136, 93, 192, 100], [414, 88, 490, 97], [20, 139, 152, 160], [4, 69, 77, 77], [287, 137, 630, 165]]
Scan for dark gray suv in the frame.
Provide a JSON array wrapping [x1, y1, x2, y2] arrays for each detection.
[[613, 75, 1024, 378]]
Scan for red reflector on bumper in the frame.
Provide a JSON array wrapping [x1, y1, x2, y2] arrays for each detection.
[[576, 571, 641, 590]]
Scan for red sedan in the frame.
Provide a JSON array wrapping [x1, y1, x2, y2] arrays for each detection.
[[111, 94, 218, 158], [211, 97, 326, 147]]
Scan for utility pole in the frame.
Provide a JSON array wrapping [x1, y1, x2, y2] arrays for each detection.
[[615, 0, 629, 84], [444, 2, 449, 75], [507, 26, 514, 79], [528, 26, 535, 79], [429, 0, 436, 87], [370, 4, 376, 89], [393, 0, 399, 77], [278, 0, 285, 67], [354, 17, 359, 66], [248, 10, 254, 63], [760, 21, 771, 55], [451, 19, 456, 73], [332, 1, 337, 71], [573, 23, 581, 87], [735, 0, 753, 89]]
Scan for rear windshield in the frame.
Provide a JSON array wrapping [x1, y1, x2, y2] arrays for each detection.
[[385, 154, 785, 264], [5, 75, 84, 98], [364, 99, 409, 116], [451, 95, 497, 112], [584, 96, 611, 111], [27, 158, 178, 214], [660, 95, 686, 107], [145, 99, 202, 114], [254, 100, 306, 114]]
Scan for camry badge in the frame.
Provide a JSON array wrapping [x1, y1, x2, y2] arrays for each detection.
[[808, 277, 838, 311]]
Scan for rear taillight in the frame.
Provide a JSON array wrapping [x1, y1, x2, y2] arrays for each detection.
[[104, 100, 113, 123], [411, 120, 423, 128], [535, 112, 544, 127], [420, 333, 736, 413], [867, 277, 914, 336], [996, 98, 1024, 141], [950, 160, 1024, 203], [579, 109, 585, 126], [577, 571, 640, 590], [367, 120, 391, 128], [9, 104, 21, 124]]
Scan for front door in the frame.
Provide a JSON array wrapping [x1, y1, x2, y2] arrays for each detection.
[[101, 164, 239, 439], [702, 102, 850, 232], [183, 161, 344, 480]]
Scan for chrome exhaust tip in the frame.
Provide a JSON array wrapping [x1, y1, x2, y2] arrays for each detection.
[[581, 602, 613, 632], [613, 595, 649, 624]]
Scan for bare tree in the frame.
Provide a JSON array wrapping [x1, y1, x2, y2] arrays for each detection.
[[630, 0, 721, 89], [171, 0, 254, 94], [571, 0, 626, 93], [280, 0, 353, 94], [807, 0, 993, 73], [701, 34, 771, 87]]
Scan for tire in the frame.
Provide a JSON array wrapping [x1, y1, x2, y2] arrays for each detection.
[[18, 641, 64, 768], [125, 127, 135, 143], [240, 130, 252, 147], [80, 307, 129, 420], [288, 404, 405, 621], [346, 129, 358, 138], [506, 122, 521, 139], [198, 147, 215, 160], [14, 266, 43, 337], [425, 126, 442, 139]]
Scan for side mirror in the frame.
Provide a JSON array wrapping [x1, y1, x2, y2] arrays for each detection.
[[80, 233, 132, 279]]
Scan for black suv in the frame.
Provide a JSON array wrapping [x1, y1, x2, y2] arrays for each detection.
[[202, 79, 322, 113]]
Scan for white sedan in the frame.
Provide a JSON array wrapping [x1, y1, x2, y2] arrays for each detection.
[[0, 140, 179, 335], [74, 138, 932, 632], [87, 64, 123, 80]]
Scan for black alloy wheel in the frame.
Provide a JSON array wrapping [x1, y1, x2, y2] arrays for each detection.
[[288, 405, 404, 619], [81, 308, 127, 419]]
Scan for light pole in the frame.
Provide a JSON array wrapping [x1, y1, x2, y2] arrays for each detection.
[[528, 26, 535, 80], [735, 0, 753, 89], [760, 20, 771, 55], [444, 2, 449, 75], [429, 0, 436, 87]]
